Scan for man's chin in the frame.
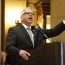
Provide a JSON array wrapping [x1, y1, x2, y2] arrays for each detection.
[[28, 21, 32, 23]]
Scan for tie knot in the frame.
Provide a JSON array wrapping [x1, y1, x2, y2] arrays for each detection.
[[26, 27, 31, 30]]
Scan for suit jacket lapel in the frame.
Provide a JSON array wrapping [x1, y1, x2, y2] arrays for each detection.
[[19, 24, 33, 44], [31, 26, 37, 44]]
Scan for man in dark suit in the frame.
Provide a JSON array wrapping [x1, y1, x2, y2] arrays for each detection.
[[6, 7, 65, 65]]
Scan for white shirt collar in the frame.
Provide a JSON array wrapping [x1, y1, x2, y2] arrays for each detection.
[[22, 23, 31, 29]]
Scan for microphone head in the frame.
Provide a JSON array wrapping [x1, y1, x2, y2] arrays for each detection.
[[34, 26, 39, 30]]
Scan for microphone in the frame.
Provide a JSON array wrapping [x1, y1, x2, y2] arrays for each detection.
[[34, 26, 52, 42]]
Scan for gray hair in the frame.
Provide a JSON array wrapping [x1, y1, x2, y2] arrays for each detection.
[[20, 7, 33, 18]]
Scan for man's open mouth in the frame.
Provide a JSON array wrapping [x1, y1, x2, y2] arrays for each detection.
[[28, 17, 32, 20]]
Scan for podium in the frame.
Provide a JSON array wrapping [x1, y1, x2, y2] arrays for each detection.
[[23, 42, 64, 65]]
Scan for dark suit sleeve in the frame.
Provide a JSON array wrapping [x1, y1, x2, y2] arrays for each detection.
[[6, 27, 19, 56], [39, 21, 65, 39]]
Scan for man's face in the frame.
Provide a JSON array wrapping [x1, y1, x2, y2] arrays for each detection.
[[21, 8, 34, 25]]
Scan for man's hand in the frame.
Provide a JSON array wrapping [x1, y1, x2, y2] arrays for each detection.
[[63, 20, 65, 24], [1, 51, 6, 63], [19, 50, 30, 60]]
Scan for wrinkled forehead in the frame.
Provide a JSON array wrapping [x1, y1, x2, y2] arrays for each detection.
[[20, 7, 33, 17]]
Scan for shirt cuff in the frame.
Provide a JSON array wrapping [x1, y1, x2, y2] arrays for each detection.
[[63, 20, 65, 24]]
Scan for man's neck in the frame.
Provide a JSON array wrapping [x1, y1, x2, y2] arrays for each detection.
[[22, 22, 31, 27]]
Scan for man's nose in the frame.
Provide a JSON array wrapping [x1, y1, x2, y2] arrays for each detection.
[[29, 13, 32, 15]]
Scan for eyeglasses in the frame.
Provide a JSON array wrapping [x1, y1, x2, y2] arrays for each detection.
[[23, 12, 34, 15]]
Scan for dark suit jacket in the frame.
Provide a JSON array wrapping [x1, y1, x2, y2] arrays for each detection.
[[6, 22, 65, 65]]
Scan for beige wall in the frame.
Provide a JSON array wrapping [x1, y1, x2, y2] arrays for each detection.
[[5, 0, 27, 38], [51, 0, 65, 43]]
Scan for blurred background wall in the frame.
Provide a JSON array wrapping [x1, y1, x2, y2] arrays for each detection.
[[51, 0, 65, 43], [5, 0, 27, 38]]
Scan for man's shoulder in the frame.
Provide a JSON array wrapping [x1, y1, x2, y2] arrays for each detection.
[[9, 23, 21, 29], [8, 26, 16, 30]]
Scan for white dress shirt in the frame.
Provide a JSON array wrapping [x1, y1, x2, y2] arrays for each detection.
[[22, 23, 34, 48]]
